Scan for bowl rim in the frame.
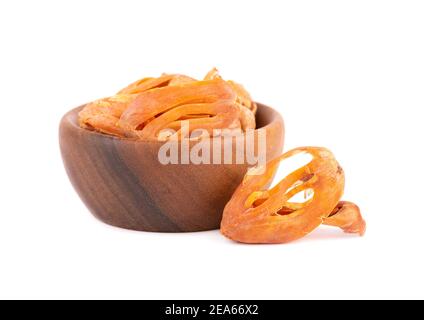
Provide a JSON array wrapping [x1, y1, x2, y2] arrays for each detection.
[[61, 102, 283, 144]]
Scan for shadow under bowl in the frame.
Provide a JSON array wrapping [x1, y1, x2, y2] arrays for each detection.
[[59, 103, 284, 232]]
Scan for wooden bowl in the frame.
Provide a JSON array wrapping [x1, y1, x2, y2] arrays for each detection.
[[59, 103, 284, 232]]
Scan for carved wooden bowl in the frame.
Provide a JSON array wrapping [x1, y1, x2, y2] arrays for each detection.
[[59, 103, 284, 232]]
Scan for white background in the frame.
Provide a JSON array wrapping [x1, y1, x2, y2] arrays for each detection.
[[1, 0, 423, 300]]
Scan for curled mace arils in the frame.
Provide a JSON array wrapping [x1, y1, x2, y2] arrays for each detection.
[[220, 147, 366, 244], [78, 69, 257, 140], [204, 67, 257, 113], [78, 94, 137, 137], [135, 101, 252, 141]]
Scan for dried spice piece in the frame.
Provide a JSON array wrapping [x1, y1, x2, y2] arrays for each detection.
[[78, 94, 137, 137], [204, 68, 257, 113], [118, 74, 197, 95], [227, 81, 257, 114], [138, 101, 252, 141], [221, 147, 365, 244], [323, 201, 366, 236], [78, 69, 256, 140], [118, 79, 237, 133], [168, 74, 197, 86]]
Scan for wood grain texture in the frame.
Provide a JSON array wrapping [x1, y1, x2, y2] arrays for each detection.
[[59, 103, 284, 232]]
